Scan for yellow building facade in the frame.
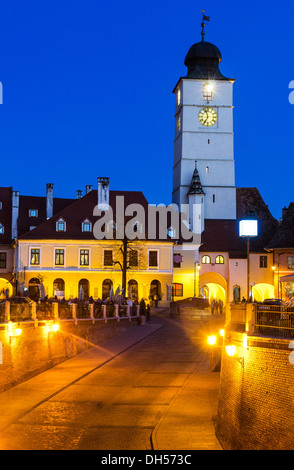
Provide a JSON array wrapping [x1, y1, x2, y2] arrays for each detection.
[[17, 238, 173, 306]]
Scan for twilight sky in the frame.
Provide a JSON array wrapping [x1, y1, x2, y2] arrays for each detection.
[[0, 0, 293, 220]]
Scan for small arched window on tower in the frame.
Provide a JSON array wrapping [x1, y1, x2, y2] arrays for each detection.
[[203, 83, 213, 102], [177, 113, 181, 131], [177, 87, 181, 106], [215, 255, 225, 264]]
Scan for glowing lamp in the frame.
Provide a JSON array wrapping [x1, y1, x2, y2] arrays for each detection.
[[14, 328, 22, 336], [219, 329, 225, 337], [239, 220, 258, 237], [207, 335, 217, 346], [243, 334, 248, 348], [52, 323, 59, 332], [226, 344, 236, 357], [206, 84, 213, 92]]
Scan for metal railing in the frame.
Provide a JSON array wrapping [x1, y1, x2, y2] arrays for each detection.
[[230, 303, 247, 332], [229, 302, 294, 338], [254, 305, 294, 338]]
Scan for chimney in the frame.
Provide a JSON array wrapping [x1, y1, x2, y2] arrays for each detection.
[[97, 177, 110, 208], [76, 190, 83, 199], [46, 183, 53, 220], [86, 185, 93, 194], [282, 206, 288, 220], [11, 191, 19, 239]]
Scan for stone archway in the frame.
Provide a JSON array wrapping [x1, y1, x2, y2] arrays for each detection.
[[252, 283, 274, 302], [0, 277, 13, 298], [199, 272, 227, 304], [79, 279, 89, 300], [28, 278, 40, 300]]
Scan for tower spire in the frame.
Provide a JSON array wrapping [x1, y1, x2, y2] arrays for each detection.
[[201, 10, 210, 42], [188, 162, 205, 195]]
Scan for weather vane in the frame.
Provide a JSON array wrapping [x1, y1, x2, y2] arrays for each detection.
[[201, 10, 210, 42]]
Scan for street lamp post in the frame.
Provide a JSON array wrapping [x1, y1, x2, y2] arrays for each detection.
[[239, 220, 258, 301]]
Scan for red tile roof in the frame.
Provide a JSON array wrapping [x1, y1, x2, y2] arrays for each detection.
[[18, 190, 161, 241]]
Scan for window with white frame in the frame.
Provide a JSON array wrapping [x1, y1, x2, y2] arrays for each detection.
[[202, 255, 211, 264], [149, 250, 158, 268], [30, 248, 40, 265], [80, 249, 89, 266], [55, 249, 65, 266], [0, 252, 6, 268], [129, 250, 138, 267], [104, 250, 113, 267]]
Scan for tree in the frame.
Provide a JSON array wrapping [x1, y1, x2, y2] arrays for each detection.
[[112, 237, 143, 298]]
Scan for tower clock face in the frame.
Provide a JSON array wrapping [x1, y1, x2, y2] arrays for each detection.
[[198, 107, 218, 127]]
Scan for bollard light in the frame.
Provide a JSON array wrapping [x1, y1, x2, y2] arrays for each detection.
[[7, 322, 22, 343], [226, 344, 236, 357], [45, 321, 60, 334]]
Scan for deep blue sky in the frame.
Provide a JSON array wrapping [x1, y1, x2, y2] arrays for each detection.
[[0, 0, 293, 220]]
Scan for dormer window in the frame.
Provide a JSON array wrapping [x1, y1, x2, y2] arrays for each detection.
[[167, 227, 176, 238], [0, 224, 3, 234], [82, 219, 92, 232], [29, 209, 38, 218], [56, 218, 66, 232]]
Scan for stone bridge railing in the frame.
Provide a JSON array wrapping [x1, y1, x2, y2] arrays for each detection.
[[0, 301, 140, 325]]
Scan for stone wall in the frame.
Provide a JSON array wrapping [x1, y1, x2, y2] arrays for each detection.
[[216, 331, 294, 449], [0, 317, 139, 392]]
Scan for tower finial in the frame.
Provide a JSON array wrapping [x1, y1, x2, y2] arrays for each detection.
[[201, 10, 210, 42]]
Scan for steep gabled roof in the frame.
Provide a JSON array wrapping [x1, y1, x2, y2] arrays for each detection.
[[18, 195, 75, 237], [266, 202, 294, 249], [199, 188, 279, 255], [18, 189, 172, 242]]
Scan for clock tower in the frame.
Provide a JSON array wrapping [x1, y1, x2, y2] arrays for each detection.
[[172, 17, 236, 229]]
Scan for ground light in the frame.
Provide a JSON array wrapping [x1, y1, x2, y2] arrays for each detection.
[[7, 321, 22, 343], [225, 344, 236, 356], [45, 321, 60, 335]]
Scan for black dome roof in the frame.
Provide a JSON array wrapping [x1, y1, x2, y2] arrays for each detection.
[[185, 41, 222, 62], [184, 41, 231, 80]]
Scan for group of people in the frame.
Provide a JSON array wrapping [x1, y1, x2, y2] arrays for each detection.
[[210, 298, 223, 314]]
